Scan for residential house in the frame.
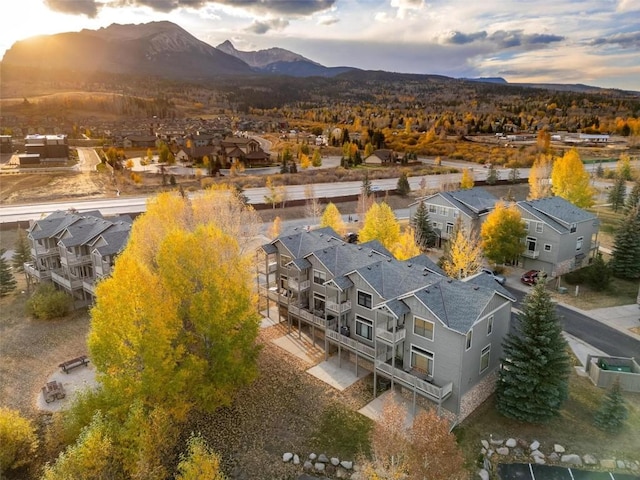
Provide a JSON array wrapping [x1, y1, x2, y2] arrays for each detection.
[[516, 197, 599, 277], [24, 210, 131, 307], [0, 135, 12, 153], [123, 135, 159, 149], [258, 227, 515, 422], [364, 149, 397, 165], [24, 134, 69, 162], [408, 187, 498, 245]]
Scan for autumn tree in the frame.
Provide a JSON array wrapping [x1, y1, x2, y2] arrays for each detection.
[[362, 397, 408, 479], [551, 149, 594, 207], [0, 407, 38, 474], [593, 379, 628, 434], [311, 148, 322, 167], [481, 201, 526, 265], [12, 229, 31, 272], [496, 280, 571, 423], [0, 249, 17, 296], [528, 154, 553, 200], [616, 153, 633, 181], [300, 153, 311, 169], [508, 166, 520, 184], [304, 184, 322, 225], [320, 202, 346, 235], [460, 168, 474, 189], [396, 171, 410, 196], [175, 434, 226, 480], [268, 216, 282, 239], [610, 205, 640, 279], [392, 228, 421, 261], [440, 218, 483, 279], [412, 200, 437, 250], [608, 175, 626, 212], [359, 202, 401, 251], [264, 176, 285, 209]]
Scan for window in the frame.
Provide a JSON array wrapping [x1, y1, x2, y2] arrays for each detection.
[[280, 275, 288, 291], [446, 222, 454, 234], [526, 237, 537, 253], [570, 223, 577, 233], [480, 345, 491, 373], [544, 244, 552, 252], [433, 222, 443, 230], [466, 330, 473, 350], [524, 220, 530, 231], [453, 209, 459, 218], [414, 316, 434, 341], [313, 269, 326, 285], [355, 315, 373, 340], [576, 236, 584, 251], [438, 206, 447, 216], [357, 290, 372, 309], [487, 315, 494, 335], [280, 254, 291, 268], [313, 293, 325, 312], [536, 223, 544, 233], [410, 345, 434, 377], [428, 204, 437, 213]]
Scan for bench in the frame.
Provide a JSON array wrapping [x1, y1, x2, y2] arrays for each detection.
[[58, 355, 89, 373]]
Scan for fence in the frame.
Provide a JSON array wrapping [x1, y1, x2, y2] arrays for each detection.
[[585, 355, 640, 392]]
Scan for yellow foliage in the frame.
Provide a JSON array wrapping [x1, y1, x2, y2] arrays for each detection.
[[480, 201, 526, 265], [300, 153, 311, 169], [441, 220, 483, 278], [359, 202, 400, 250], [391, 228, 420, 260], [551, 149, 594, 208], [269, 216, 282, 239], [0, 407, 38, 472], [320, 202, 346, 235], [460, 168, 474, 189], [176, 435, 227, 480], [528, 154, 553, 200]]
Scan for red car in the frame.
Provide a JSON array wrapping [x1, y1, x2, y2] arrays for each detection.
[[520, 269, 546, 285]]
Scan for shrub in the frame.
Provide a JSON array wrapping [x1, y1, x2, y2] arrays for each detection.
[[26, 283, 72, 319], [0, 407, 39, 473]]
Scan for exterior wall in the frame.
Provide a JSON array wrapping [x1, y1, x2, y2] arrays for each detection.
[[348, 274, 385, 348], [458, 370, 498, 422], [586, 356, 640, 392], [408, 196, 467, 241]]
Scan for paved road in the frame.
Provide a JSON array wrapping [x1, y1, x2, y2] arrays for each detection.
[[507, 288, 640, 358]]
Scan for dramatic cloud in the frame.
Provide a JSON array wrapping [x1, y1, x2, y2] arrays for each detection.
[[444, 29, 564, 49], [246, 18, 289, 34], [591, 31, 640, 48], [44, 0, 101, 17]]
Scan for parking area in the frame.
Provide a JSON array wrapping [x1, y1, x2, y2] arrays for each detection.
[[498, 463, 640, 480]]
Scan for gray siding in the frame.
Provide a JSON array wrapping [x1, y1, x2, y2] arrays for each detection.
[[409, 196, 467, 241]]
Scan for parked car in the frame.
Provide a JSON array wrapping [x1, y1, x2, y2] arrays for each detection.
[[521, 269, 546, 285], [481, 267, 507, 285]]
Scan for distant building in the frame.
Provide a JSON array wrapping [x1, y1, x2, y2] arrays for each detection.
[[0, 135, 12, 153], [24, 134, 69, 162]]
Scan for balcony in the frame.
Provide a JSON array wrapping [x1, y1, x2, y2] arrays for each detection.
[[375, 359, 453, 402], [326, 329, 376, 358], [24, 263, 51, 280], [326, 300, 351, 314], [258, 261, 278, 274], [31, 246, 57, 257], [288, 305, 329, 329], [522, 249, 540, 259], [51, 270, 83, 291], [61, 254, 92, 267], [376, 326, 406, 344], [83, 279, 96, 295], [288, 278, 310, 292], [263, 286, 290, 303]]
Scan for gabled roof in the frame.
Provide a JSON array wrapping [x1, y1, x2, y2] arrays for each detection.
[[245, 150, 270, 159], [271, 227, 342, 259], [29, 210, 104, 241], [465, 272, 516, 302], [376, 298, 410, 319], [517, 197, 596, 232], [405, 254, 446, 276], [58, 216, 115, 248], [92, 228, 131, 256], [368, 149, 396, 162], [412, 187, 497, 217]]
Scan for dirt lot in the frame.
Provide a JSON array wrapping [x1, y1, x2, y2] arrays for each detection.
[[0, 172, 114, 204]]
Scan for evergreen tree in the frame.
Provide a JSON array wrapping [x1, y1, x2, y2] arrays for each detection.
[[361, 171, 372, 197], [607, 176, 626, 212], [396, 171, 411, 196], [508, 166, 520, 184], [593, 379, 628, 434], [485, 164, 499, 185], [595, 162, 604, 178], [0, 249, 17, 296], [12, 229, 31, 272], [412, 200, 437, 250], [496, 280, 571, 423], [625, 179, 640, 211], [587, 253, 611, 291], [610, 205, 640, 279]]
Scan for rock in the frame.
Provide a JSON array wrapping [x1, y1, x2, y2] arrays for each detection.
[[309, 453, 317, 461], [513, 447, 524, 457], [340, 461, 353, 470], [481, 440, 490, 449], [318, 454, 329, 463], [480, 448, 487, 455], [336, 469, 346, 479], [548, 453, 559, 462], [497, 447, 509, 456], [303, 460, 314, 471], [506, 438, 517, 448], [531, 450, 545, 458], [326, 465, 336, 475], [490, 438, 504, 446], [487, 449, 494, 458], [601, 459, 616, 469], [534, 456, 546, 465], [583, 454, 597, 465], [283, 452, 293, 462], [293, 454, 300, 465], [530, 440, 540, 451], [554, 444, 565, 453], [315, 462, 326, 472], [630, 462, 638, 471], [617, 460, 626, 469], [561, 454, 582, 466], [478, 469, 489, 480], [330, 457, 340, 466]]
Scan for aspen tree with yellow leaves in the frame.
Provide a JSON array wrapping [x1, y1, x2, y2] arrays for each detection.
[[481, 201, 527, 265], [440, 218, 483, 279], [528, 154, 553, 200], [460, 168, 474, 189], [320, 202, 346, 235], [359, 202, 400, 251], [551, 149, 594, 208], [391, 227, 421, 261]]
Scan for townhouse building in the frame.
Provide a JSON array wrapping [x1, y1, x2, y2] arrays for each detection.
[[258, 227, 515, 422]]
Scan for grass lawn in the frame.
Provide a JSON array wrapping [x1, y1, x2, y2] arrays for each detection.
[[310, 404, 373, 460], [455, 372, 640, 471]]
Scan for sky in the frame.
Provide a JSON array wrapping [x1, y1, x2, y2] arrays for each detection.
[[1, 0, 639, 90]]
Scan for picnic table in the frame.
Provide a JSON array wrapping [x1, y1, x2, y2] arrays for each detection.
[[58, 355, 89, 373], [42, 381, 66, 403]]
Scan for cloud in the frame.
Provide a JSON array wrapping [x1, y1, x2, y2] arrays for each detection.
[[447, 31, 488, 45], [246, 18, 289, 34], [617, 0, 640, 11], [317, 15, 339, 26], [44, 0, 101, 17], [590, 30, 640, 49], [390, 0, 424, 18], [443, 29, 564, 49], [113, 0, 336, 15]]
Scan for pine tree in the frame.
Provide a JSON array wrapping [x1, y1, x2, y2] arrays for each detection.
[[587, 253, 611, 291], [607, 176, 626, 212], [496, 280, 571, 423], [508, 166, 520, 184], [362, 171, 372, 197], [412, 200, 437, 250], [12, 229, 31, 272], [485, 164, 499, 185], [396, 171, 410, 196], [0, 249, 17, 296], [593, 379, 628, 434], [625, 179, 640, 211], [610, 205, 640, 279]]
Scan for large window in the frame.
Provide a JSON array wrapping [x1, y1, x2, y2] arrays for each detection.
[[414, 316, 434, 341], [466, 329, 473, 350], [313, 269, 327, 285], [526, 237, 537, 254], [355, 315, 373, 340], [410, 345, 434, 377], [280, 254, 291, 268], [446, 222, 454, 234], [428, 204, 437, 213], [480, 345, 491, 373], [357, 290, 373, 309]]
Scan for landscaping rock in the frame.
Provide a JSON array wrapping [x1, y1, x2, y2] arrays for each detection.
[[330, 457, 340, 466], [530, 440, 540, 451], [283, 452, 293, 462], [487, 449, 494, 458], [497, 447, 509, 456], [534, 456, 546, 465], [293, 454, 300, 465], [506, 438, 517, 448], [617, 460, 626, 469], [554, 444, 565, 453], [340, 461, 353, 470], [318, 454, 329, 463], [583, 454, 597, 465], [531, 450, 545, 458], [303, 460, 313, 471], [309, 453, 317, 461], [315, 462, 326, 472], [490, 438, 504, 446], [478, 469, 489, 480], [481, 448, 487, 455], [630, 462, 639, 471], [481, 439, 490, 449], [548, 453, 559, 462], [561, 454, 582, 466], [601, 459, 616, 469]]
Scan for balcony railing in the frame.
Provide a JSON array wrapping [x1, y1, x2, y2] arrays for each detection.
[[61, 254, 92, 267], [51, 270, 83, 291], [288, 305, 328, 329], [31, 246, 57, 257], [375, 359, 453, 401], [24, 263, 52, 280], [288, 278, 310, 292], [522, 249, 540, 259], [376, 326, 406, 344], [326, 329, 376, 358], [258, 262, 278, 274], [83, 279, 96, 295], [326, 300, 352, 314]]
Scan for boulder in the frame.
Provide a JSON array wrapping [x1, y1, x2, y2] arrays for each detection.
[[600, 459, 616, 469], [531, 450, 545, 458], [490, 438, 504, 446], [340, 460, 353, 470], [331, 457, 340, 466], [530, 440, 540, 451], [309, 453, 317, 461], [318, 454, 329, 463], [497, 447, 509, 456], [481, 440, 490, 449], [478, 469, 489, 480], [534, 456, 546, 465], [617, 460, 626, 469], [293, 454, 300, 465], [283, 452, 293, 463], [480, 448, 487, 455], [303, 460, 314, 471], [548, 453, 559, 462], [554, 444, 565, 453], [561, 454, 582, 466], [506, 438, 517, 448], [315, 462, 326, 472], [583, 454, 597, 465]]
